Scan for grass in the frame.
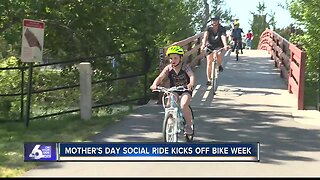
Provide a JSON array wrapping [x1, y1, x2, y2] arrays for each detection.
[[0, 105, 133, 177], [304, 81, 319, 109]]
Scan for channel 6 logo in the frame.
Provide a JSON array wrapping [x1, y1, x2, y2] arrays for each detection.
[[24, 143, 57, 161]]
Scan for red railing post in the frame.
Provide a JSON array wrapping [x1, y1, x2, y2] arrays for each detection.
[[298, 51, 306, 110], [288, 44, 306, 110]]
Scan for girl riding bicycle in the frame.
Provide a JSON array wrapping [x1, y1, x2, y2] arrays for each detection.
[[150, 45, 195, 135]]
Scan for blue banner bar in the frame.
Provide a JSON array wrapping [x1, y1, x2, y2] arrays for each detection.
[[58, 142, 260, 162], [24, 142, 260, 162]]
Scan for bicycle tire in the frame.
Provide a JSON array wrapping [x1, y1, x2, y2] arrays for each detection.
[[212, 61, 218, 93], [235, 42, 240, 61], [211, 60, 216, 88], [162, 112, 178, 142], [236, 50, 239, 61]]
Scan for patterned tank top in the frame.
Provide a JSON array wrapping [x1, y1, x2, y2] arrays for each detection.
[[164, 63, 191, 88]]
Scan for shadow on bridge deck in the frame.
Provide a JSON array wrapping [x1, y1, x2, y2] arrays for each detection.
[[91, 49, 320, 154]]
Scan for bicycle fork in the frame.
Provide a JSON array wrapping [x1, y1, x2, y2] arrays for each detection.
[[165, 108, 184, 133]]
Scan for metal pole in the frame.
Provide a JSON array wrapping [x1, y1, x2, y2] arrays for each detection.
[[158, 48, 165, 104], [318, 53, 320, 111], [144, 48, 149, 104], [25, 62, 33, 127], [20, 63, 25, 122]]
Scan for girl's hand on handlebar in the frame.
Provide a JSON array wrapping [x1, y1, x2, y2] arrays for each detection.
[[187, 84, 194, 91], [150, 84, 157, 91]]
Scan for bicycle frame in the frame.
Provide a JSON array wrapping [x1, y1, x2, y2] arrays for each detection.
[[234, 40, 242, 61], [153, 86, 194, 142], [162, 92, 184, 133], [204, 47, 223, 92]]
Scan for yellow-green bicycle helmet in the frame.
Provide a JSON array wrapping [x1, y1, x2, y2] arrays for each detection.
[[234, 21, 240, 27], [165, 45, 184, 56]]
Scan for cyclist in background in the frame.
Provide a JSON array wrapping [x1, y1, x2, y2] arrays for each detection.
[[231, 21, 244, 54], [150, 45, 195, 135], [200, 16, 229, 86]]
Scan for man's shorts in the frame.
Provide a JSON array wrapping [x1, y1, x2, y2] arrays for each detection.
[[206, 45, 223, 55]]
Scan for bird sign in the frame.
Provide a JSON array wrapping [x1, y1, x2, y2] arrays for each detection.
[[21, 19, 45, 63]]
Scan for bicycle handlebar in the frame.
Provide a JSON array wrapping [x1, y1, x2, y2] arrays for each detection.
[[203, 46, 224, 55], [152, 86, 189, 93], [153, 86, 188, 109]]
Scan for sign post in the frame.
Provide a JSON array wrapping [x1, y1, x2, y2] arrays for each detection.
[[21, 19, 45, 127]]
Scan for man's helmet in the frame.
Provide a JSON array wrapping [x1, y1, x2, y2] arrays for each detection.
[[166, 45, 184, 56], [211, 16, 220, 21]]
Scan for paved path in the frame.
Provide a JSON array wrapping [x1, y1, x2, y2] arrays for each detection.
[[22, 50, 320, 177]]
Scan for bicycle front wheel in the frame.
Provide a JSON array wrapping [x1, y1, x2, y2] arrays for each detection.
[[236, 50, 239, 61], [212, 61, 218, 93], [162, 112, 178, 142], [211, 61, 216, 86]]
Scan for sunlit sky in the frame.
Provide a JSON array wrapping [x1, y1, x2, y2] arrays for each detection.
[[223, 0, 295, 32]]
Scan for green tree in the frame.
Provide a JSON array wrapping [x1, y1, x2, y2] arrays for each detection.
[[0, 0, 204, 117], [289, 0, 320, 108], [199, 0, 233, 32], [274, 23, 304, 41], [0, 0, 201, 61], [249, 1, 270, 49], [268, 11, 277, 30]]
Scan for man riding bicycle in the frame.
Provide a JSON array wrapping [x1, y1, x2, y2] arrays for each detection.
[[150, 45, 195, 135], [200, 16, 229, 86]]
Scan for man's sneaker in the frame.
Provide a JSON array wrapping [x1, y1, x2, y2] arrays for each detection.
[[219, 65, 223, 72], [185, 125, 193, 135], [206, 81, 211, 85]]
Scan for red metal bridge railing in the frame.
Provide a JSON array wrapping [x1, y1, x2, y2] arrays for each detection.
[[258, 29, 306, 110]]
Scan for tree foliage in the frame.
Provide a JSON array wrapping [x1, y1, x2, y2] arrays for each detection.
[[288, 0, 320, 82], [249, 1, 271, 49], [288, 0, 320, 108], [198, 0, 233, 32], [0, 0, 206, 119], [0, 0, 235, 117], [0, 0, 201, 61], [274, 23, 304, 41]]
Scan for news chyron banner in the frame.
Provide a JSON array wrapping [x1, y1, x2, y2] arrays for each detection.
[[24, 142, 260, 162]]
